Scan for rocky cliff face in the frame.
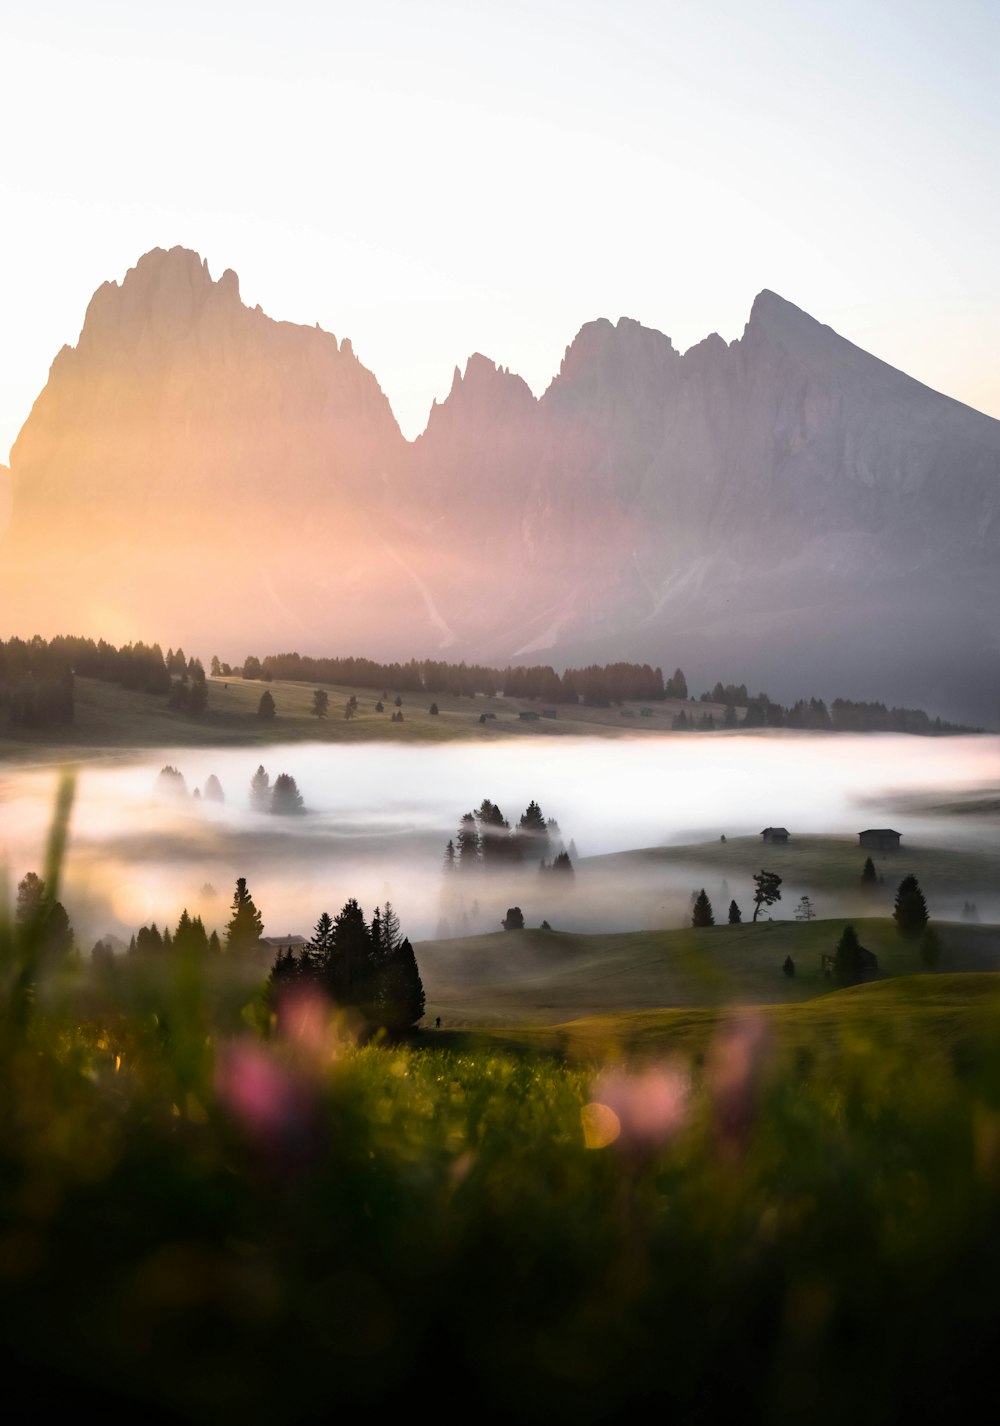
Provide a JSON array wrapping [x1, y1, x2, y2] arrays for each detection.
[[4, 249, 999, 720]]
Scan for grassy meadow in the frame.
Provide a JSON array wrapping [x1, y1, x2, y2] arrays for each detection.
[[0, 672, 731, 760], [1, 742, 997, 1421]]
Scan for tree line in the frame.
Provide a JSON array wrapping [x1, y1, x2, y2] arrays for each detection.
[[445, 798, 574, 873], [268, 900, 425, 1035], [234, 646, 976, 733], [0, 634, 209, 727]]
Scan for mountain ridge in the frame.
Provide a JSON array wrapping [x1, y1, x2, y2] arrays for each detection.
[[2, 247, 998, 723]]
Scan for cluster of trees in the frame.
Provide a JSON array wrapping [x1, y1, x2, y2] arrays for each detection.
[[690, 873, 782, 928], [445, 798, 571, 871], [129, 910, 222, 957], [232, 643, 977, 733], [15, 872, 75, 957], [0, 636, 75, 728], [268, 901, 424, 1035], [0, 635, 215, 725], [676, 693, 973, 735], [250, 766, 305, 815], [154, 767, 225, 803], [237, 650, 677, 707]]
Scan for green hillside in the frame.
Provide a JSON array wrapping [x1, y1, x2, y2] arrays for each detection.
[[1, 674, 726, 760], [417, 916, 1000, 1029]]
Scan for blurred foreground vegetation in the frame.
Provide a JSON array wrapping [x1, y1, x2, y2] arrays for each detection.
[[3, 788, 1000, 1422]]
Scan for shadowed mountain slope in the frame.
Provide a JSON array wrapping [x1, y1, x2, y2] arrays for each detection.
[[4, 251, 998, 721]]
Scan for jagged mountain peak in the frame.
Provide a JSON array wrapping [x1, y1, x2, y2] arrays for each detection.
[[421, 351, 536, 439]]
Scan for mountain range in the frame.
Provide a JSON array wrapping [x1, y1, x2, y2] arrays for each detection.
[[2, 246, 998, 723]]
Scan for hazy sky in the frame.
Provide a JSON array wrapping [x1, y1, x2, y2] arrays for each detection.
[[1, 0, 998, 457]]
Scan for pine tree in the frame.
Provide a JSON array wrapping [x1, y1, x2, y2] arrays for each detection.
[[381, 936, 425, 1032], [861, 856, 877, 885], [692, 889, 715, 927], [833, 924, 864, 984], [728, 899, 742, 925], [326, 899, 376, 1007], [225, 877, 264, 953], [456, 813, 481, 871], [477, 799, 512, 866], [893, 875, 928, 940], [312, 689, 329, 719], [380, 902, 402, 955], [518, 800, 549, 862], [257, 690, 276, 719], [794, 895, 816, 921], [782, 955, 795, 977], [270, 772, 305, 815], [443, 839, 457, 872], [249, 765, 271, 813]]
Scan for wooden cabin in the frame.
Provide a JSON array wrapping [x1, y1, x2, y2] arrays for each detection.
[[761, 827, 790, 844], [859, 828, 902, 851]]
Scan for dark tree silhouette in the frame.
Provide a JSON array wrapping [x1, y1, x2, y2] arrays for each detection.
[[477, 799, 512, 867], [379, 936, 425, 1032], [456, 813, 481, 872], [794, 895, 816, 922], [550, 851, 574, 876], [861, 856, 877, 885], [225, 877, 264, 953], [502, 907, 525, 931], [752, 870, 782, 922], [665, 668, 688, 699], [782, 955, 795, 977], [429, 702, 439, 715], [443, 839, 456, 873], [692, 889, 715, 927], [257, 690, 276, 719], [728, 900, 742, 925], [518, 801, 550, 862], [312, 689, 329, 719], [270, 772, 305, 815], [16, 872, 73, 958], [893, 875, 929, 940], [833, 924, 864, 985]]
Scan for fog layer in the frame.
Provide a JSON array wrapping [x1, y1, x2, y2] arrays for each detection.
[[1, 734, 996, 945]]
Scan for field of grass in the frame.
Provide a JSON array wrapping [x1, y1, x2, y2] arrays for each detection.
[[5, 913, 1000, 1421], [0, 673, 740, 760], [582, 832, 999, 908], [3, 778, 1000, 1420], [417, 917, 1000, 1030]]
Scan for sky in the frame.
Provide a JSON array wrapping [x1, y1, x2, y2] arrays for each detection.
[[1, 0, 998, 457]]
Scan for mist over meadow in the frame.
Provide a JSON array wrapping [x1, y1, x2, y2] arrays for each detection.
[[3, 732, 996, 947]]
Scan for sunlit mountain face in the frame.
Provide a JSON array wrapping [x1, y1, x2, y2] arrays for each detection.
[[4, 247, 998, 722]]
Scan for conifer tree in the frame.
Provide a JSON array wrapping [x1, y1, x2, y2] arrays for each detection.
[[257, 690, 276, 720], [728, 899, 742, 925], [270, 772, 305, 815], [833, 924, 864, 984], [861, 856, 877, 885], [225, 877, 264, 953], [893, 875, 929, 940], [692, 889, 715, 927], [249, 765, 271, 813]]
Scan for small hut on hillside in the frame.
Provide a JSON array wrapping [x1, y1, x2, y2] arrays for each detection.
[[859, 828, 902, 851], [761, 827, 790, 844]]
